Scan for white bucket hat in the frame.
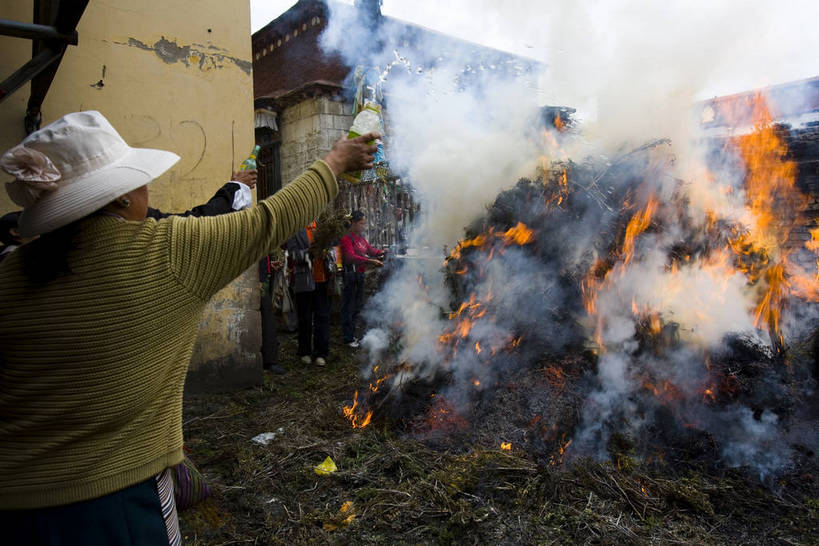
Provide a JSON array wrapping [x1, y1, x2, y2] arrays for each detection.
[[1, 110, 180, 237]]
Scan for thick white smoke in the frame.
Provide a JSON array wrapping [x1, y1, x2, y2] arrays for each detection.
[[319, 0, 817, 476]]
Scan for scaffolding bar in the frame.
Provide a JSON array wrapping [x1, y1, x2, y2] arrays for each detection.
[[0, 19, 78, 45]]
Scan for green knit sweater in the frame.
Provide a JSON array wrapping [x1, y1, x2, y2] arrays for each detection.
[[0, 160, 337, 509]]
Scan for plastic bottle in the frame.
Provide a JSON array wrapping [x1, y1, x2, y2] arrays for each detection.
[[341, 102, 382, 184], [239, 144, 261, 172]]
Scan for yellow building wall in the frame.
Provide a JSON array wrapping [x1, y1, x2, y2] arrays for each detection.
[[0, 1, 262, 391]]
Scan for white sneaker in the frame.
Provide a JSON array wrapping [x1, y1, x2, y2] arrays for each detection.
[[315, 357, 327, 367], [300, 355, 312, 364], [347, 340, 360, 348]]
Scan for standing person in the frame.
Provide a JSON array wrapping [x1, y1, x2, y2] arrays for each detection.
[[340, 210, 385, 347], [309, 223, 332, 367], [286, 227, 315, 365], [286, 222, 332, 366], [0, 110, 378, 544], [1, 167, 260, 515], [259, 253, 285, 374]]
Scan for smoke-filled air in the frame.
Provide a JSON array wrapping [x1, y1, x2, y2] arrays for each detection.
[[320, 0, 818, 480]]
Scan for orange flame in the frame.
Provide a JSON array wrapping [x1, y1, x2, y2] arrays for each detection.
[[727, 94, 813, 347], [583, 195, 658, 341], [581, 259, 608, 315], [503, 222, 536, 246], [649, 312, 662, 335], [557, 169, 569, 206], [343, 391, 373, 429], [734, 96, 799, 249], [622, 196, 658, 265], [455, 319, 474, 338], [807, 227, 819, 253], [446, 231, 491, 262], [368, 372, 392, 393], [446, 223, 536, 263], [753, 263, 788, 347], [702, 387, 716, 403], [550, 435, 573, 465]]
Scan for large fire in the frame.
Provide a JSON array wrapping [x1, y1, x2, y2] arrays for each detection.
[[579, 95, 813, 359], [725, 95, 810, 352], [341, 92, 817, 476]]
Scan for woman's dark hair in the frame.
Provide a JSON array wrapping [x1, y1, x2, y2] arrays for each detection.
[[0, 211, 21, 246], [350, 210, 366, 223], [20, 220, 83, 284]]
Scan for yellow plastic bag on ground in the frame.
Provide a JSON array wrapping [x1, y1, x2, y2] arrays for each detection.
[[314, 456, 338, 475]]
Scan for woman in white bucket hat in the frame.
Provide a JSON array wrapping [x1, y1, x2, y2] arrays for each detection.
[[0, 111, 378, 544]]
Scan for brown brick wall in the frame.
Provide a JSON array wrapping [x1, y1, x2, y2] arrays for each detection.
[[252, 7, 349, 100]]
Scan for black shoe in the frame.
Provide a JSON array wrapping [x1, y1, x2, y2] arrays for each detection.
[[264, 364, 286, 375]]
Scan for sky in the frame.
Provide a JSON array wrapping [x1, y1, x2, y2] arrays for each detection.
[[250, 0, 819, 101]]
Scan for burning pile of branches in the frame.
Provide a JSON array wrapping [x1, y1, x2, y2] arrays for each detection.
[[343, 96, 817, 479]]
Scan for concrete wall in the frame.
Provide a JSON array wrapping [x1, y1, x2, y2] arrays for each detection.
[[0, 1, 261, 393]]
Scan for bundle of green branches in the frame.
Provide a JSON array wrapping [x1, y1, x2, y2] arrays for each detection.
[[310, 206, 350, 256]]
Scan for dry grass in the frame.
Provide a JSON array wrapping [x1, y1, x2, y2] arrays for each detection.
[[179, 320, 818, 545]]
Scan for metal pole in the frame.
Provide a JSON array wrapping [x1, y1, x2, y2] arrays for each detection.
[[0, 19, 78, 45]]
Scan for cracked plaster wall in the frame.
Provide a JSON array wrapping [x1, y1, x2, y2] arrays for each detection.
[[0, 0, 260, 393]]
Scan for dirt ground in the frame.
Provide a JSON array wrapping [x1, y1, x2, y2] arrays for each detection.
[[178, 317, 818, 545]]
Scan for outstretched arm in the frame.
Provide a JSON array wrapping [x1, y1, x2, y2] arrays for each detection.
[[146, 170, 257, 219], [163, 134, 379, 300]]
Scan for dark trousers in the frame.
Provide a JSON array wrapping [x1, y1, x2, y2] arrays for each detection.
[[0, 475, 170, 545], [295, 281, 330, 358], [341, 271, 365, 343], [260, 283, 279, 366]]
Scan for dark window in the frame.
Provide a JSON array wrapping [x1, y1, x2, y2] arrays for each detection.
[[255, 127, 281, 199]]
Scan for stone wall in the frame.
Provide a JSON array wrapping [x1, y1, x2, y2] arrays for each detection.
[[277, 95, 418, 249], [279, 96, 353, 185]]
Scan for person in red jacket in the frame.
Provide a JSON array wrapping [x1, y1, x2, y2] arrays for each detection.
[[340, 210, 385, 347]]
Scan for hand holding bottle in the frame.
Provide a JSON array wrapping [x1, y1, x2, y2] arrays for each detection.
[[323, 133, 380, 178], [232, 169, 257, 189], [340, 101, 384, 183], [239, 145, 260, 172]]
